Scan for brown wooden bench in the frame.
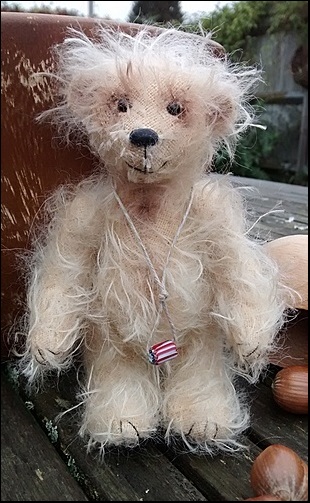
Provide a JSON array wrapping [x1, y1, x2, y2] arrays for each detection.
[[1, 12, 308, 501]]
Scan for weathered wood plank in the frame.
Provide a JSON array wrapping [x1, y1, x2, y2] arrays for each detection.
[[249, 381, 308, 463], [210, 174, 308, 241], [1, 373, 89, 502], [162, 373, 308, 501], [230, 175, 308, 205], [249, 220, 308, 241], [14, 370, 207, 502], [246, 196, 309, 219], [161, 440, 261, 501], [14, 368, 266, 502], [246, 206, 308, 233], [249, 209, 308, 231]]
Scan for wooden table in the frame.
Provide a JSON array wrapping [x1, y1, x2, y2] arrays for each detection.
[[1, 175, 308, 502], [230, 175, 308, 241]]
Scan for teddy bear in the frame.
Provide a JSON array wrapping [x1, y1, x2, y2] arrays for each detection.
[[18, 25, 290, 456]]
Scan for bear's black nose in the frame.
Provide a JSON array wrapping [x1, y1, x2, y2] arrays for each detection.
[[129, 128, 159, 147]]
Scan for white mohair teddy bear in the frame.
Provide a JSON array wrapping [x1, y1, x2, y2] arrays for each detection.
[[19, 25, 289, 455]]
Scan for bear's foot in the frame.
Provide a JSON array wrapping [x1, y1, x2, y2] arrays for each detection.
[[165, 396, 249, 453], [80, 413, 158, 449]]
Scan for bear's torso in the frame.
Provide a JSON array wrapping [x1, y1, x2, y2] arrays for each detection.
[[68, 175, 244, 346]]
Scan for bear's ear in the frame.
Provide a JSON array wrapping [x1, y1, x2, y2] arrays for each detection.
[[206, 95, 237, 137]]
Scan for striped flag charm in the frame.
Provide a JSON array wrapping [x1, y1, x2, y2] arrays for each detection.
[[148, 340, 178, 365]]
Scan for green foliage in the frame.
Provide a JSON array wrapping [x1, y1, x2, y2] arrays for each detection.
[[1, 1, 82, 16], [213, 121, 280, 182], [1, 1, 22, 11], [213, 120, 307, 186], [190, 1, 308, 185], [268, 1, 308, 43], [128, 1, 183, 24], [198, 1, 308, 55], [201, 1, 271, 54]]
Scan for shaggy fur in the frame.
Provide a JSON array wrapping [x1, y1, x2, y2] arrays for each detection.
[[18, 25, 289, 455]]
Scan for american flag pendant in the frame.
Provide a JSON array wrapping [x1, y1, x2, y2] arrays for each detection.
[[148, 340, 178, 365]]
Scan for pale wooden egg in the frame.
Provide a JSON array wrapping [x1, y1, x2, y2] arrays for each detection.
[[264, 234, 308, 310]]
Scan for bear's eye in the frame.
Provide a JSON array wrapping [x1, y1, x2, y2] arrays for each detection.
[[117, 98, 131, 113], [167, 102, 184, 116]]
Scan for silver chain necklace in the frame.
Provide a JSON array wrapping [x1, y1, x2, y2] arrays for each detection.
[[113, 187, 194, 365]]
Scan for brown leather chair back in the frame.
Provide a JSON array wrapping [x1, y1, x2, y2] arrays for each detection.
[[1, 13, 138, 357]]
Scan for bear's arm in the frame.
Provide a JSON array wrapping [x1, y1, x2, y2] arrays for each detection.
[[194, 177, 286, 381], [21, 187, 104, 381]]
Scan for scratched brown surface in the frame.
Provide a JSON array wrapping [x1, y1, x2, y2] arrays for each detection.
[[1, 13, 142, 357]]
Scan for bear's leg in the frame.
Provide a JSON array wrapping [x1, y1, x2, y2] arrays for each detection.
[[163, 330, 249, 453], [79, 326, 161, 450]]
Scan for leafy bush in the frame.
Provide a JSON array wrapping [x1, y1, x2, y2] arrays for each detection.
[[1, 1, 81, 16], [213, 120, 280, 181], [199, 1, 308, 56]]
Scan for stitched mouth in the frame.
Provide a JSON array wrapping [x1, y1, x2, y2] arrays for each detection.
[[126, 162, 154, 174], [126, 161, 167, 174]]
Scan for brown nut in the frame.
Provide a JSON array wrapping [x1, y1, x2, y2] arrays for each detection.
[[250, 444, 308, 501], [271, 365, 308, 414]]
